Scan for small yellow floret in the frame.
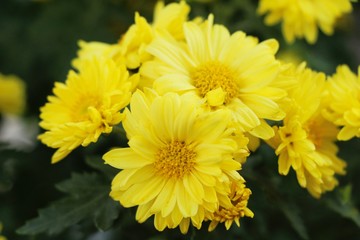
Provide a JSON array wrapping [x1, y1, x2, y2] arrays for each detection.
[[208, 181, 254, 231]]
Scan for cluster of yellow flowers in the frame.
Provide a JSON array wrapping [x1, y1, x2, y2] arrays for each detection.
[[38, 0, 358, 234]]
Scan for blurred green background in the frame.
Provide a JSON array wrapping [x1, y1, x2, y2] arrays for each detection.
[[0, 0, 359, 239]]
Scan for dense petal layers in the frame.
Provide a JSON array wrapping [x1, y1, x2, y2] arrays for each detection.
[[103, 90, 251, 232], [39, 58, 133, 163]]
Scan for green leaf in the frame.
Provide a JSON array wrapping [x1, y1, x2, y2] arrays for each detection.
[[0, 157, 17, 193], [93, 195, 120, 231], [17, 172, 120, 235], [279, 202, 309, 240], [246, 164, 309, 240], [17, 192, 107, 235], [85, 156, 118, 180], [325, 185, 360, 227], [55, 172, 104, 196]]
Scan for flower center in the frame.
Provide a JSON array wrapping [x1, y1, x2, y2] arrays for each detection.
[[304, 120, 326, 149], [191, 61, 239, 104], [154, 140, 197, 179], [72, 95, 102, 122]]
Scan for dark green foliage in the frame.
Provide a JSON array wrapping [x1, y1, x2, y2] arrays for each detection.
[[17, 172, 120, 235], [325, 185, 360, 227]]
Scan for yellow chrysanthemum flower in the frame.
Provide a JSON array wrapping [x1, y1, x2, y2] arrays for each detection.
[[268, 64, 346, 198], [39, 58, 133, 163], [103, 90, 249, 233], [141, 14, 286, 139], [325, 65, 360, 140], [207, 180, 254, 231], [0, 73, 26, 115], [118, 0, 190, 70], [258, 0, 353, 44], [71, 40, 124, 70]]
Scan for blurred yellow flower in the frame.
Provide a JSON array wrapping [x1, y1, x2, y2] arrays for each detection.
[[38, 58, 133, 163], [277, 50, 303, 66], [268, 63, 346, 198], [0, 73, 26, 115], [0, 222, 6, 240], [103, 90, 248, 233], [258, 0, 353, 44], [325, 65, 360, 140], [142, 14, 286, 139]]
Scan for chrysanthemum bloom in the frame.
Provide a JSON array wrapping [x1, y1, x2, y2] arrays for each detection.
[[257, 0, 353, 44], [141, 14, 286, 139], [267, 64, 346, 198], [324, 65, 360, 140], [118, 0, 190, 70], [207, 180, 254, 231], [103, 90, 250, 233], [39, 58, 133, 163], [0, 73, 26, 115]]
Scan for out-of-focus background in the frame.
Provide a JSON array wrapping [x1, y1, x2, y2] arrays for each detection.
[[0, 0, 359, 239]]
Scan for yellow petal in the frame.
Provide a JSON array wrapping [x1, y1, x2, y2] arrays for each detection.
[[249, 119, 275, 140], [206, 87, 226, 106], [183, 173, 205, 204], [337, 126, 357, 141], [150, 179, 177, 216], [120, 175, 165, 206], [103, 148, 152, 169], [176, 181, 198, 217]]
